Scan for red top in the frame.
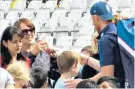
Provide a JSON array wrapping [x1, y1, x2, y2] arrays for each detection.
[[0, 55, 31, 69]]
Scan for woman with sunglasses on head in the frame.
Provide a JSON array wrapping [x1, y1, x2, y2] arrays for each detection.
[[14, 18, 51, 71], [0, 26, 31, 68]]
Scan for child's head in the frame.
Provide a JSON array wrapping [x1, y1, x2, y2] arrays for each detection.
[[7, 61, 30, 88], [81, 46, 94, 57], [76, 79, 98, 88], [57, 51, 81, 77], [97, 76, 120, 88], [30, 66, 48, 88]]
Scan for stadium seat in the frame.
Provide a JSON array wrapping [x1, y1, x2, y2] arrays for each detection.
[[53, 45, 65, 52], [87, 0, 94, 8], [40, 27, 52, 32], [5, 9, 20, 24], [46, 36, 54, 45], [38, 35, 54, 45], [45, 36, 54, 45], [56, 36, 73, 49], [0, 9, 5, 19], [45, 16, 58, 32], [58, 14, 82, 31], [0, 19, 12, 34], [69, 46, 82, 52], [59, 0, 72, 12], [28, 0, 42, 12], [35, 8, 50, 27], [89, 0, 105, 8], [70, 26, 82, 37], [36, 27, 52, 40], [13, 0, 26, 13], [69, 8, 83, 17], [56, 26, 70, 32], [78, 13, 92, 28], [42, 0, 57, 12], [0, 1, 11, 13], [52, 7, 67, 19], [74, 36, 92, 47], [71, 0, 87, 11], [78, 26, 95, 37], [118, 0, 133, 8], [71, 25, 94, 43], [58, 16, 73, 30], [53, 26, 70, 39], [31, 18, 41, 39], [107, 0, 119, 14], [45, 8, 66, 32], [73, 26, 82, 31], [120, 8, 134, 18], [58, 8, 83, 30], [20, 8, 36, 20]]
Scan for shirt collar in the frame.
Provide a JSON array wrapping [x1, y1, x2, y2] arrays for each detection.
[[97, 22, 116, 39]]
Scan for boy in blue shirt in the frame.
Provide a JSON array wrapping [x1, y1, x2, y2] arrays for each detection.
[[54, 51, 81, 88]]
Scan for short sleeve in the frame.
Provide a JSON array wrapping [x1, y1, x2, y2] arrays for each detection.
[[99, 37, 116, 67]]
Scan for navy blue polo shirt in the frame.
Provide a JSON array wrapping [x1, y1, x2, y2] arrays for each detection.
[[97, 22, 125, 88]]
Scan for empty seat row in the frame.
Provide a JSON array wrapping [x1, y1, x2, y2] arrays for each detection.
[[37, 35, 92, 49], [36, 25, 95, 39], [1, 7, 89, 25]]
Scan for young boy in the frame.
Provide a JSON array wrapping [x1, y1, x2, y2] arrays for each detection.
[[97, 76, 120, 88], [54, 51, 81, 88], [76, 79, 98, 88], [30, 66, 48, 88]]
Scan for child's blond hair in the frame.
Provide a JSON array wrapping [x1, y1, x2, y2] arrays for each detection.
[[7, 61, 30, 81]]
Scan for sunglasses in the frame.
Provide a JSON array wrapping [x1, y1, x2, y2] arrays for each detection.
[[22, 28, 35, 35]]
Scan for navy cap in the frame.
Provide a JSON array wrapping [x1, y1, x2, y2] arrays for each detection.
[[90, 1, 114, 21]]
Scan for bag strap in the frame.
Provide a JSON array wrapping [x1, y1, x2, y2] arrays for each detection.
[[104, 33, 124, 77]]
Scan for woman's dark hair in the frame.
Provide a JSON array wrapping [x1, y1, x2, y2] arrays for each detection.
[[97, 76, 120, 88], [76, 79, 98, 88], [0, 26, 25, 66]]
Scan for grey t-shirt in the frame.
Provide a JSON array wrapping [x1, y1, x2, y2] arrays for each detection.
[[0, 68, 14, 88]]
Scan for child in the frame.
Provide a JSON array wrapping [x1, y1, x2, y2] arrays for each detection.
[[97, 76, 120, 88], [76, 79, 98, 88], [54, 51, 81, 88], [30, 66, 48, 88], [7, 61, 30, 88]]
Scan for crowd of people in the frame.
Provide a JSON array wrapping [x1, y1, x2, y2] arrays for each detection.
[[0, 1, 134, 89]]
